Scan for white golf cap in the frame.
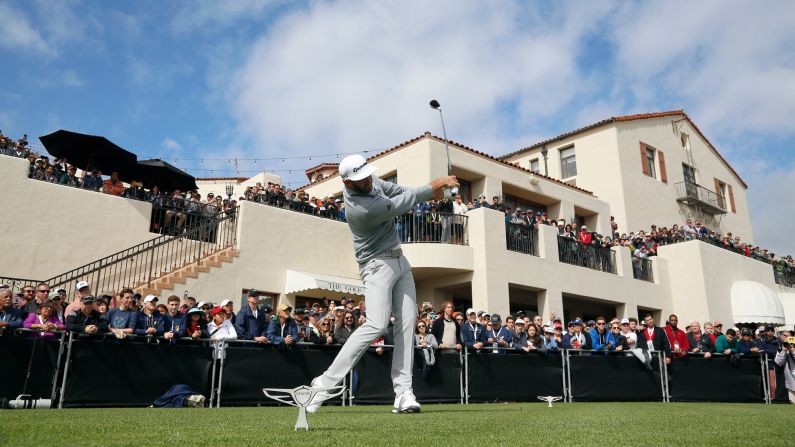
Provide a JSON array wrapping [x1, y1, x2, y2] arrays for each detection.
[[144, 294, 158, 303], [197, 301, 207, 308], [620, 318, 630, 324], [515, 319, 525, 325], [76, 280, 90, 291], [339, 154, 377, 182], [466, 308, 476, 315], [220, 299, 232, 307], [334, 305, 345, 311], [544, 326, 554, 333]]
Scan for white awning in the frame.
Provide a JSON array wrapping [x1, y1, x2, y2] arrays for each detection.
[[284, 269, 365, 296], [730, 281, 785, 326], [777, 292, 795, 329]]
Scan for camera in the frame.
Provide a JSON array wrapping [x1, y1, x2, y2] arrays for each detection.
[[0, 395, 52, 409]]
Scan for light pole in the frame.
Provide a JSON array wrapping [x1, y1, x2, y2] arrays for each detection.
[[541, 145, 549, 176], [225, 182, 234, 201], [429, 99, 458, 198]]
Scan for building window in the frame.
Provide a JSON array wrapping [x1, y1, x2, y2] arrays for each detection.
[[716, 180, 727, 209], [560, 147, 577, 179], [645, 147, 657, 178], [381, 173, 397, 184], [530, 159, 540, 173]]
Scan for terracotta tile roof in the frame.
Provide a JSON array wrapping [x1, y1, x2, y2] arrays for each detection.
[[297, 133, 594, 196], [195, 177, 248, 182], [304, 162, 339, 174], [500, 110, 747, 188]]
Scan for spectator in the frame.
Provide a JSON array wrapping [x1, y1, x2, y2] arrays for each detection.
[[460, 308, 484, 350], [606, 321, 627, 352], [234, 291, 268, 343], [311, 317, 336, 345], [544, 327, 559, 351], [163, 295, 186, 340], [334, 310, 357, 345], [415, 319, 438, 379], [163, 190, 187, 235], [134, 295, 166, 337], [82, 169, 103, 191], [738, 329, 761, 354], [637, 314, 671, 364], [219, 299, 236, 325], [663, 314, 690, 358], [106, 288, 138, 337], [58, 165, 82, 187], [715, 328, 739, 354], [524, 323, 546, 353], [207, 307, 237, 348], [23, 301, 64, 338], [122, 180, 149, 201], [712, 321, 724, 340], [431, 301, 462, 351], [23, 283, 51, 315], [562, 319, 590, 350], [64, 281, 94, 316], [620, 318, 638, 350], [0, 289, 24, 334], [15, 285, 36, 311], [511, 318, 529, 350], [686, 321, 714, 358], [65, 295, 108, 335], [184, 308, 207, 339], [50, 291, 67, 323], [96, 297, 110, 320], [266, 304, 298, 346], [481, 313, 512, 354], [589, 316, 611, 351], [774, 336, 795, 404]]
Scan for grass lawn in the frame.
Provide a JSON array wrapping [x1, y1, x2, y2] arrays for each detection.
[[2, 402, 794, 447]]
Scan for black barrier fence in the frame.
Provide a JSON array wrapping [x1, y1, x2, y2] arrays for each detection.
[[1, 332, 778, 408]]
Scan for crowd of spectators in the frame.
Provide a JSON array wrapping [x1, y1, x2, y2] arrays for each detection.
[[2, 283, 795, 402]]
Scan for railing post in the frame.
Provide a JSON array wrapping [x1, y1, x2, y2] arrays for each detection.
[[58, 332, 74, 409], [50, 331, 67, 402]]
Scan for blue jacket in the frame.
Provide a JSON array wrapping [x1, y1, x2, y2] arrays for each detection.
[[234, 305, 267, 340], [460, 321, 485, 348], [738, 339, 762, 354], [0, 307, 24, 332], [479, 326, 513, 353], [106, 308, 138, 331], [134, 310, 166, 336], [758, 336, 780, 355], [544, 336, 559, 351], [589, 328, 611, 351], [164, 312, 187, 338], [265, 318, 298, 345]]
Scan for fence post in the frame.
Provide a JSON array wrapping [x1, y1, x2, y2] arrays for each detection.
[[216, 341, 226, 408], [560, 349, 568, 402], [658, 351, 669, 403], [57, 332, 74, 409], [50, 331, 67, 402], [463, 346, 469, 404], [348, 369, 355, 406], [565, 349, 573, 402], [209, 340, 219, 408], [761, 353, 770, 404]]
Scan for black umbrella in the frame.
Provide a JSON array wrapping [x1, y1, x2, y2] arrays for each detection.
[[39, 130, 138, 175], [136, 159, 198, 193]]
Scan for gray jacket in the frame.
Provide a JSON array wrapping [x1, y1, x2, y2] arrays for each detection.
[[775, 350, 795, 391], [343, 177, 433, 264]]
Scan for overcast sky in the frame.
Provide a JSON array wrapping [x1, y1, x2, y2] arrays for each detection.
[[1, 0, 794, 253]]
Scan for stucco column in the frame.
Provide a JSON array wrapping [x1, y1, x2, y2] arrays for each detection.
[[536, 224, 560, 261], [616, 302, 638, 320], [481, 176, 503, 202], [538, 288, 564, 322], [548, 200, 575, 224], [612, 245, 631, 277], [467, 207, 510, 316]]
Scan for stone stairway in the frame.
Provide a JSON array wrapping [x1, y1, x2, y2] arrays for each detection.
[[134, 247, 240, 296]]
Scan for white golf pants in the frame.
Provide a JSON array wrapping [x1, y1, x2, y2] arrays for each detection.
[[313, 255, 416, 396]]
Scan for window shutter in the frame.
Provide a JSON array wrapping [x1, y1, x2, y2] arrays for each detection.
[[658, 150, 667, 183], [640, 143, 649, 175], [728, 184, 736, 213], [714, 178, 723, 208]]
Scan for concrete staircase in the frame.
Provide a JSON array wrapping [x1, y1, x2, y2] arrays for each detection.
[[134, 247, 239, 296]]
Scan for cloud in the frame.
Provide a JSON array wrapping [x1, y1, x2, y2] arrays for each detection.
[[36, 69, 84, 88], [171, 0, 285, 34], [0, 2, 54, 57], [229, 1, 617, 160], [745, 162, 795, 255], [162, 137, 183, 152]]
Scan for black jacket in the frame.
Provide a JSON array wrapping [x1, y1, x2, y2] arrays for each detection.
[[431, 317, 462, 346], [66, 310, 109, 334], [686, 332, 715, 353], [637, 326, 671, 354]]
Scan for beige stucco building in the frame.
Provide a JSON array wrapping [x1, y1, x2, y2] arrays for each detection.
[[1, 111, 791, 328]]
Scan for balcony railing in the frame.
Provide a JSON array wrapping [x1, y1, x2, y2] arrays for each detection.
[[246, 191, 346, 222], [557, 236, 616, 274], [632, 257, 654, 282], [506, 223, 538, 256], [675, 181, 727, 215], [397, 213, 469, 246], [774, 266, 795, 288]]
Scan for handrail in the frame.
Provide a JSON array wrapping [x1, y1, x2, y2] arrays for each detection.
[[632, 257, 654, 282], [674, 180, 727, 214], [45, 207, 239, 300], [0, 276, 45, 292], [557, 236, 617, 274], [505, 222, 538, 256]]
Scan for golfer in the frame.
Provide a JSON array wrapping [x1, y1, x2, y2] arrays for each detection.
[[306, 154, 458, 414]]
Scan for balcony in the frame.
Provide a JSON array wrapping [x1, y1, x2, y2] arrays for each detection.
[[505, 223, 538, 256], [557, 236, 616, 274], [774, 267, 795, 288], [632, 257, 654, 282], [675, 181, 727, 215], [397, 213, 469, 246]]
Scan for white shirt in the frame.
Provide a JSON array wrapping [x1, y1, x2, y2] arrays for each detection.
[[452, 201, 468, 215], [208, 319, 238, 341]]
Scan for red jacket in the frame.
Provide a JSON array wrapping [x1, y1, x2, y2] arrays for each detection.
[[578, 231, 592, 244], [663, 325, 690, 358]]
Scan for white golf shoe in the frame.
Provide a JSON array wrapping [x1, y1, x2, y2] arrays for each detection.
[[392, 390, 421, 414], [305, 379, 331, 414]]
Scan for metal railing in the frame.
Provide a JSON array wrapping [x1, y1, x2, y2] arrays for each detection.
[[557, 236, 616, 274], [775, 267, 795, 288], [505, 223, 538, 256], [45, 207, 239, 299], [0, 276, 45, 293], [246, 191, 346, 222], [149, 204, 237, 235], [632, 257, 654, 282], [397, 212, 469, 245], [675, 181, 727, 214]]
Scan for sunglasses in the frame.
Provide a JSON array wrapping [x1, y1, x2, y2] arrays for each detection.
[[597, 322, 606, 325], [38, 289, 50, 293], [417, 325, 426, 328], [320, 323, 329, 326]]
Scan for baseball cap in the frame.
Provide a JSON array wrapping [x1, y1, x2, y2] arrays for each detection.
[[277, 303, 292, 312], [466, 308, 476, 315], [587, 320, 596, 325], [80, 295, 95, 304], [247, 289, 258, 297], [515, 319, 525, 325], [76, 281, 90, 291], [186, 307, 204, 316], [544, 327, 554, 334], [197, 301, 207, 308], [713, 321, 723, 327], [220, 299, 232, 307], [144, 295, 158, 303], [490, 313, 502, 323], [48, 292, 60, 300], [334, 305, 345, 311], [0, 284, 9, 289], [339, 154, 377, 182], [210, 307, 225, 316], [573, 319, 583, 326], [620, 318, 630, 325]]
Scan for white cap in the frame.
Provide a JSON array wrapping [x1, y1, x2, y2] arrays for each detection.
[[334, 305, 345, 311], [76, 280, 90, 291], [466, 308, 476, 315], [544, 326, 554, 333], [197, 301, 207, 308], [339, 154, 377, 182], [144, 294, 158, 303], [515, 319, 525, 325], [220, 299, 232, 307], [620, 318, 630, 324]]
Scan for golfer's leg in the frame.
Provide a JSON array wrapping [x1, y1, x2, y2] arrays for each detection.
[[390, 256, 417, 396], [313, 259, 396, 388]]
